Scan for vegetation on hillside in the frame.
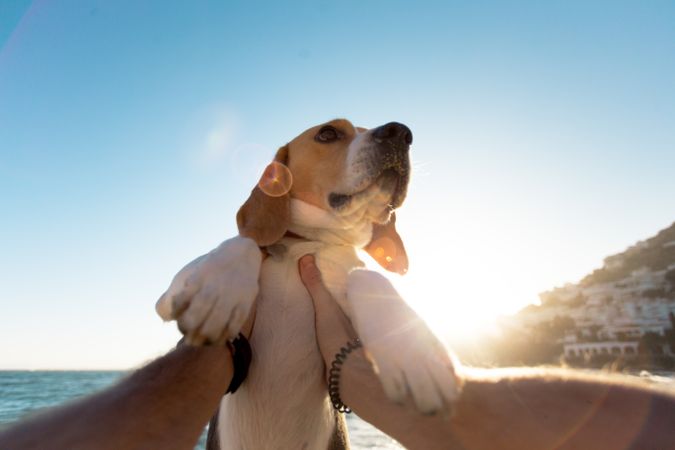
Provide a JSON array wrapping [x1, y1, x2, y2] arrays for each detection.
[[458, 222, 675, 369], [581, 222, 675, 286]]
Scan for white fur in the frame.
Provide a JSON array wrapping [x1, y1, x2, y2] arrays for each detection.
[[218, 237, 359, 449], [347, 269, 460, 413], [221, 200, 458, 447], [158, 200, 459, 446], [337, 129, 372, 195], [342, 131, 367, 185], [156, 236, 261, 343], [288, 199, 373, 247]]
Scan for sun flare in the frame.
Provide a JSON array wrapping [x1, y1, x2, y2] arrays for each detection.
[[386, 204, 563, 346]]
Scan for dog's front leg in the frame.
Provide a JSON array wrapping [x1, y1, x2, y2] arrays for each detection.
[[156, 236, 262, 345], [346, 269, 461, 414]]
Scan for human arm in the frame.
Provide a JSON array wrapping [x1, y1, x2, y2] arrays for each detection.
[[0, 345, 233, 450], [0, 302, 255, 450], [298, 255, 675, 450]]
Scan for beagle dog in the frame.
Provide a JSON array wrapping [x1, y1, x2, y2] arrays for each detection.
[[156, 119, 459, 449]]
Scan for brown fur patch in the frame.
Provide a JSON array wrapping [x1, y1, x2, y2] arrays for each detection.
[[327, 412, 350, 450], [365, 212, 408, 274], [237, 146, 291, 246]]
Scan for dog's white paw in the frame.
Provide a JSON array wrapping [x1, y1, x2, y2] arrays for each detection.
[[347, 269, 460, 414], [156, 236, 262, 344]]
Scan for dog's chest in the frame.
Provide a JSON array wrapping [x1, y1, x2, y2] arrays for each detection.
[[263, 238, 363, 315], [251, 239, 362, 380], [217, 240, 362, 449]]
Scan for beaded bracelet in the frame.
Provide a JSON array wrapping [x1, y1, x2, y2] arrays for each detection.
[[328, 337, 362, 413]]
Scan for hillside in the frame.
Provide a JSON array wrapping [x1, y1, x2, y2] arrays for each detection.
[[580, 222, 675, 287], [466, 221, 675, 369]]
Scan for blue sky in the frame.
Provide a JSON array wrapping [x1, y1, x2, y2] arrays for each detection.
[[1, 0, 674, 369]]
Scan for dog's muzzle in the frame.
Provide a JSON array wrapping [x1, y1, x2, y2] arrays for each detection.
[[328, 122, 413, 212], [371, 122, 412, 209]]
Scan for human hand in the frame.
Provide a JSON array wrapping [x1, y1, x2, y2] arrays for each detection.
[[299, 254, 460, 415], [300, 255, 469, 450], [297, 255, 360, 368]]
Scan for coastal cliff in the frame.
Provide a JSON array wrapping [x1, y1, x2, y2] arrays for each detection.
[[463, 222, 675, 369]]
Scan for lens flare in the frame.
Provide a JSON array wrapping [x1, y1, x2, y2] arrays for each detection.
[[258, 161, 292, 197], [369, 237, 398, 268]]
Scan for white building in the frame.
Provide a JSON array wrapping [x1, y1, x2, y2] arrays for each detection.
[[564, 341, 638, 359], [517, 261, 675, 362]]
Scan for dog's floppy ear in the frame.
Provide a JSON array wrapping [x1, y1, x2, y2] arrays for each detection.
[[236, 146, 291, 247], [365, 212, 408, 275]]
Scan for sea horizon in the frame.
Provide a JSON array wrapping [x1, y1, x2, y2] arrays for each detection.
[[0, 370, 403, 450], [3, 369, 673, 449]]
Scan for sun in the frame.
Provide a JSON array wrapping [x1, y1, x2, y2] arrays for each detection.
[[396, 259, 503, 342], [386, 211, 549, 346]]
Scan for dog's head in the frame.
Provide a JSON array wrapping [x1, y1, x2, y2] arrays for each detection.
[[237, 119, 411, 274]]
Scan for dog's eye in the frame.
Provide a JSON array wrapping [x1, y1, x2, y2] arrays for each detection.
[[315, 126, 341, 143]]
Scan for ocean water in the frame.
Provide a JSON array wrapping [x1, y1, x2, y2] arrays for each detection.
[[0, 371, 402, 449], [4, 371, 672, 449]]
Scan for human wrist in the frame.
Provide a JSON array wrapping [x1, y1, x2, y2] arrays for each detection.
[[324, 343, 375, 413], [335, 346, 461, 449], [327, 337, 363, 413]]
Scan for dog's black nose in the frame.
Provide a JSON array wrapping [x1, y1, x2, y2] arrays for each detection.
[[372, 122, 413, 146]]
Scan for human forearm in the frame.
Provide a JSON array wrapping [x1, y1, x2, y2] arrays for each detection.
[[0, 345, 233, 450], [449, 368, 675, 450], [339, 354, 675, 450], [299, 255, 675, 450], [337, 348, 459, 449], [299, 255, 459, 448]]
